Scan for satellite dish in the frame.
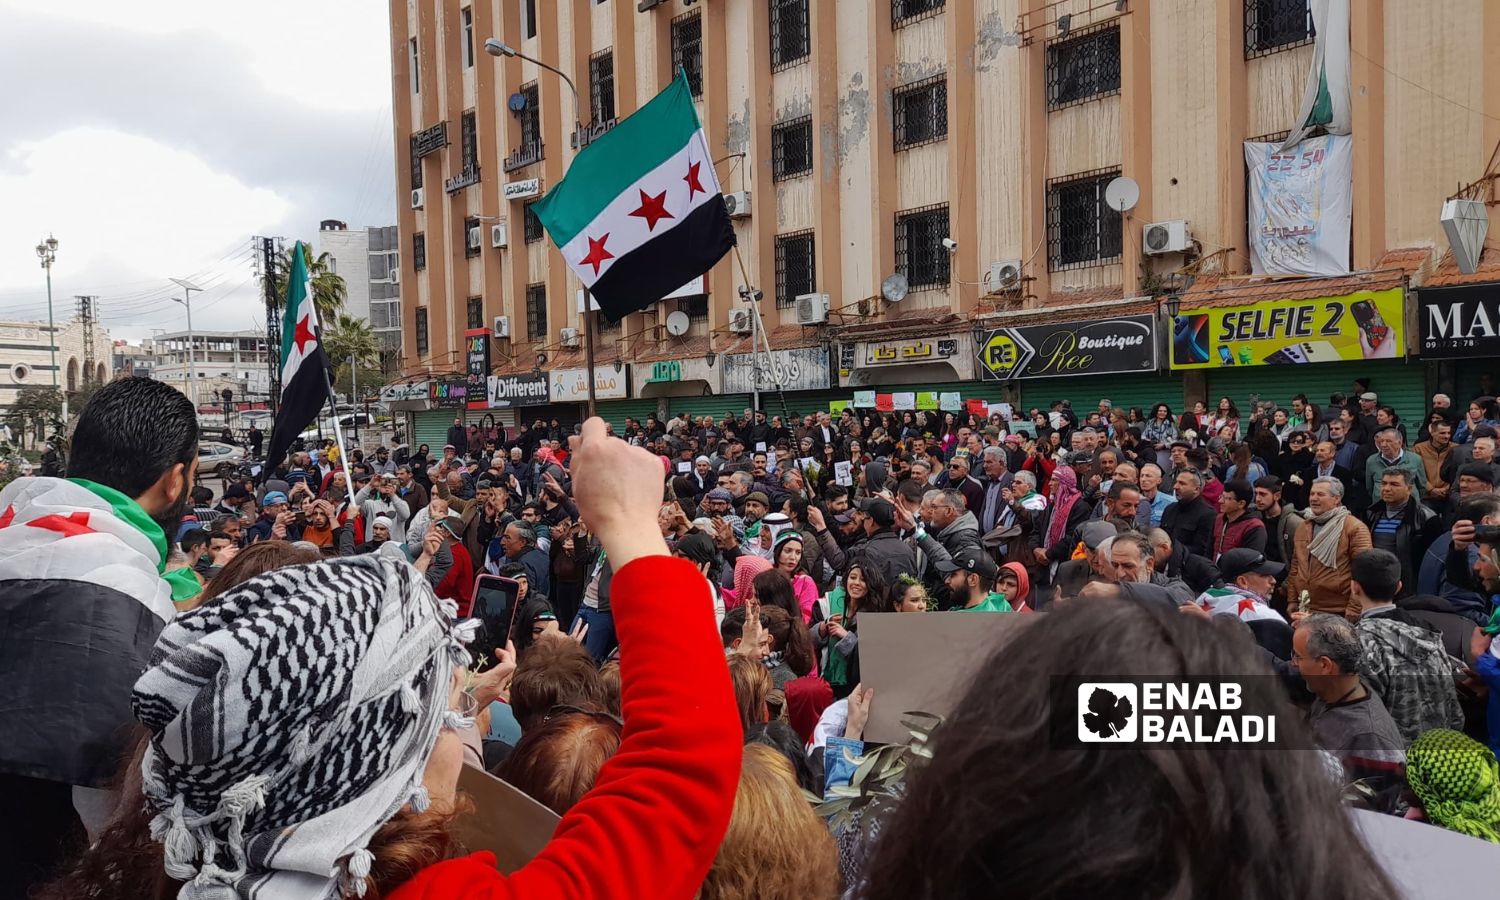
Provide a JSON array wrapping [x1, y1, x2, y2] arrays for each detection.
[[665, 310, 691, 336], [881, 273, 909, 304], [1104, 176, 1140, 213], [507, 92, 527, 113]]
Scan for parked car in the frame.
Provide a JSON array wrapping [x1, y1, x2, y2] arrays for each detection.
[[197, 441, 247, 479]]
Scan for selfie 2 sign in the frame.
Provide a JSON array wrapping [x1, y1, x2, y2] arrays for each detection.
[[1169, 288, 1404, 370]]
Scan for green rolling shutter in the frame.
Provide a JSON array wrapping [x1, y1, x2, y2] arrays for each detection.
[[1019, 373, 1182, 419], [667, 394, 752, 423], [1208, 360, 1427, 426], [1454, 358, 1499, 405], [596, 398, 659, 433]]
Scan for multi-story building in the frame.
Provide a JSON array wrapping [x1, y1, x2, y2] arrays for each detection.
[[148, 329, 271, 412], [0, 314, 112, 417], [319, 220, 405, 358], [387, 0, 1500, 443]]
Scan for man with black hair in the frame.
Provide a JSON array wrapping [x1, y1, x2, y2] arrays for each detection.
[[1212, 479, 1267, 560], [0, 378, 203, 898], [1360, 468, 1439, 598], [1254, 476, 1303, 566]]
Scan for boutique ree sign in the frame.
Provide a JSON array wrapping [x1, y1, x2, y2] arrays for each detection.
[[975, 315, 1157, 381]]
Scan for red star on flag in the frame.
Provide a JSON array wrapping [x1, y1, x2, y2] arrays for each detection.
[[293, 315, 318, 354], [628, 189, 675, 232], [579, 233, 615, 276], [683, 160, 705, 200], [1236, 597, 1258, 616]]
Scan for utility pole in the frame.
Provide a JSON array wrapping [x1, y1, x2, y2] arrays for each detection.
[[170, 278, 204, 411], [77, 296, 97, 390], [260, 236, 281, 419], [349, 354, 359, 443]]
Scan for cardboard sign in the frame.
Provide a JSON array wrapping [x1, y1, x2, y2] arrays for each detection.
[[755, 442, 767, 453], [1351, 808, 1500, 900], [939, 392, 962, 411], [916, 391, 939, 410], [853, 390, 876, 408], [892, 392, 916, 411], [875, 394, 894, 412], [966, 398, 989, 418], [996, 403, 1014, 421], [857, 611, 1020, 744], [677, 461, 691, 474], [452, 766, 561, 873], [829, 400, 851, 414], [834, 460, 853, 486]]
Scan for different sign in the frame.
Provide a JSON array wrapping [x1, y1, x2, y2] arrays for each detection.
[[504, 178, 542, 200], [486, 373, 550, 408], [975, 315, 1158, 381], [720, 346, 832, 393], [549, 366, 629, 402], [1168, 288, 1404, 371], [1418, 284, 1500, 359]]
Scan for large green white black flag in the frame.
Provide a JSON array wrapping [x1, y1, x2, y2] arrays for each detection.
[[265, 242, 332, 471]]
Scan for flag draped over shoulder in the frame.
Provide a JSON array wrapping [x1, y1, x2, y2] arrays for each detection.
[[265, 242, 331, 472], [532, 70, 736, 322]]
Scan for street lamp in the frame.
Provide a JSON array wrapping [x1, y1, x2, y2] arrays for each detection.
[[170, 277, 204, 411], [34, 235, 62, 422]]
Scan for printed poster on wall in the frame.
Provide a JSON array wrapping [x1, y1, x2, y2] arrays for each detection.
[[1245, 133, 1353, 277], [1169, 287, 1403, 371]]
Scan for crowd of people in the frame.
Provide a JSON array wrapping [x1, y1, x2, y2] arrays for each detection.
[[3, 374, 1500, 899]]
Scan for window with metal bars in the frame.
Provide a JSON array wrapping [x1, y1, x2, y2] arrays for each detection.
[[1245, 0, 1313, 57], [596, 311, 619, 335], [672, 12, 703, 98], [770, 0, 810, 70], [413, 232, 426, 271], [774, 231, 816, 309], [461, 110, 478, 171], [589, 50, 615, 123], [464, 216, 481, 258], [466, 297, 484, 330], [415, 308, 429, 356], [772, 117, 813, 181], [524, 202, 544, 243], [893, 0, 944, 27], [519, 83, 541, 148], [893, 75, 948, 150], [681, 295, 709, 323], [525, 284, 548, 340], [895, 205, 950, 289], [1046, 25, 1120, 109], [1046, 169, 1123, 270], [408, 136, 424, 190]]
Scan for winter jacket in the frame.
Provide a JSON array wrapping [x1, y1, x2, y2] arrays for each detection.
[[1360, 500, 1441, 599], [353, 484, 413, 543], [853, 528, 918, 585], [1212, 509, 1267, 559], [1161, 495, 1216, 559], [914, 512, 983, 609], [1286, 513, 1373, 618], [1363, 450, 1428, 499], [1263, 507, 1305, 566], [1354, 606, 1464, 746], [1413, 439, 1454, 505]]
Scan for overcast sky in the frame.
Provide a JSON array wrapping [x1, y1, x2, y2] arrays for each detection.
[[0, 0, 395, 341]]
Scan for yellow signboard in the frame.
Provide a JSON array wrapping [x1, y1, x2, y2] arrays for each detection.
[[1168, 288, 1404, 370]]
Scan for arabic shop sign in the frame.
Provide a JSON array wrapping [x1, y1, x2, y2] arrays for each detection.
[[465, 328, 490, 388], [428, 380, 470, 408], [1168, 288, 1404, 370], [486, 372, 551, 408], [861, 337, 960, 367], [411, 122, 448, 158], [720, 346, 832, 393], [1418, 283, 1500, 358], [379, 381, 429, 404], [504, 178, 542, 200], [975, 315, 1158, 381], [549, 366, 629, 401], [648, 360, 682, 382]]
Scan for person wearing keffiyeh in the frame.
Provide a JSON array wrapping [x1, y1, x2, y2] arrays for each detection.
[[1405, 729, 1500, 843]]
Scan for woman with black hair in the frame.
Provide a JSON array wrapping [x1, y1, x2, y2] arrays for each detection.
[[809, 562, 892, 700]]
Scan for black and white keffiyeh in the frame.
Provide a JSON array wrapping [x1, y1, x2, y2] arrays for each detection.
[[132, 555, 473, 899]]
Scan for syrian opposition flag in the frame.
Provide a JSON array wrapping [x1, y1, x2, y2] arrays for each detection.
[[532, 70, 736, 321], [265, 241, 332, 472]]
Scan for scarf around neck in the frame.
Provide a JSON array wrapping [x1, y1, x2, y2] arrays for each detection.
[[1304, 505, 1351, 569]]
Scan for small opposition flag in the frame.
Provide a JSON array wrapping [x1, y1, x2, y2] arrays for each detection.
[[532, 70, 736, 322], [264, 242, 333, 472]]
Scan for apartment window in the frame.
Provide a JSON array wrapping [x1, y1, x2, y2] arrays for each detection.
[[589, 50, 615, 123], [672, 12, 703, 98], [893, 74, 948, 149], [770, 0, 810, 70], [893, 0, 944, 27], [895, 205, 950, 289], [774, 231, 816, 309], [409, 38, 419, 93], [409, 136, 424, 190], [1046, 169, 1124, 270], [681, 295, 709, 323], [461, 7, 475, 68], [461, 110, 478, 171], [1245, 0, 1313, 57], [525, 283, 548, 340], [413, 232, 426, 271], [369, 253, 390, 281], [519, 82, 541, 148], [463, 216, 481, 258], [1047, 25, 1120, 109], [771, 117, 813, 181], [521, 0, 537, 40], [595, 311, 619, 335], [415, 308, 430, 357], [370, 300, 400, 330], [523, 202, 544, 242], [467, 297, 484, 330]]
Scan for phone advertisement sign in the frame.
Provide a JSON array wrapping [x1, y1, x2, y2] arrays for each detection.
[[1168, 288, 1404, 370]]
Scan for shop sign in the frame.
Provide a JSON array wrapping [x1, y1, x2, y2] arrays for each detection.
[[504, 178, 542, 200], [465, 328, 490, 387], [486, 372, 551, 408], [648, 360, 682, 382], [1168, 288, 1404, 370], [861, 337, 960, 367], [428, 379, 471, 408], [380, 381, 430, 404], [550, 366, 629, 402], [975, 315, 1157, 381], [412, 123, 448, 158], [1418, 284, 1500, 359], [633, 356, 718, 394], [721, 346, 831, 394]]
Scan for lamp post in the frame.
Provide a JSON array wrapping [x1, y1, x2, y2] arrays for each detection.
[[34, 235, 62, 423], [170, 277, 204, 411], [484, 37, 599, 419]]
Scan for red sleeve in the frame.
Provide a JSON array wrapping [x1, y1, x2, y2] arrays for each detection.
[[388, 556, 741, 900]]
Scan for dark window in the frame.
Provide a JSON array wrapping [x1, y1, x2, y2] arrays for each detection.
[[682, 295, 709, 322], [415, 307, 429, 356], [895, 205, 950, 289], [413, 232, 427, 271], [672, 12, 703, 98], [525, 283, 548, 340], [774, 231, 816, 308], [519, 82, 541, 148], [524, 202, 544, 243], [772, 116, 813, 180], [1245, 0, 1313, 57], [521, 0, 537, 40], [467, 297, 484, 330], [770, 0, 810, 70], [461, 7, 475, 68], [461, 110, 478, 171], [409, 38, 419, 93], [893, 0, 944, 27], [408, 135, 424, 190], [893, 74, 948, 149], [464, 216, 481, 258], [1046, 25, 1120, 109], [1046, 169, 1123, 270], [596, 311, 619, 335], [589, 50, 615, 123]]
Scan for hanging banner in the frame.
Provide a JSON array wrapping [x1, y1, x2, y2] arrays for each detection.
[[1245, 134, 1353, 277], [719, 346, 831, 394], [974, 314, 1158, 382], [1280, 0, 1352, 151], [853, 390, 876, 408], [916, 391, 938, 410], [486, 373, 551, 408], [1169, 287, 1403, 370], [1418, 284, 1500, 359], [829, 400, 851, 414]]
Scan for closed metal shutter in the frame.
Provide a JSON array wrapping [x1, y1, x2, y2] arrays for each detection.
[[1209, 360, 1427, 427], [667, 394, 752, 423], [412, 408, 515, 450], [1020, 374, 1180, 420], [596, 398, 659, 433]]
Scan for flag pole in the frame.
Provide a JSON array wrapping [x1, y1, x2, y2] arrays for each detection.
[[583, 288, 598, 419], [321, 369, 356, 511]]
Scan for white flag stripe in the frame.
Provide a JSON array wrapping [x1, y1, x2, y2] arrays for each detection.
[[280, 266, 318, 385]]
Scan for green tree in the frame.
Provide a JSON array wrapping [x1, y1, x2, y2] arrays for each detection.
[[267, 242, 347, 325], [5, 386, 63, 450], [324, 314, 383, 402]]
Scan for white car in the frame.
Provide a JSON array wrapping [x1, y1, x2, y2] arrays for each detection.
[[197, 441, 247, 478]]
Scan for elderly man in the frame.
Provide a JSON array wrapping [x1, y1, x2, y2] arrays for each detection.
[[394, 464, 429, 512], [1093, 479, 1145, 534], [1364, 427, 1427, 499], [1193, 547, 1287, 625], [1286, 477, 1373, 619], [914, 489, 984, 606], [493, 520, 551, 596], [1137, 462, 1176, 527], [1415, 419, 1455, 510], [1292, 614, 1405, 791], [946, 453, 985, 516], [976, 445, 1015, 534]]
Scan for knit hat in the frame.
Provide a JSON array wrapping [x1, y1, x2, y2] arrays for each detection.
[[772, 528, 803, 557], [1406, 729, 1500, 843], [706, 487, 733, 503], [133, 556, 473, 897], [261, 490, 288, 506], [371, 515, 394, 532], [745, 491, 770, 508]]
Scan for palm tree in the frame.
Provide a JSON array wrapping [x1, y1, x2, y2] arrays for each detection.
[[324, 314, 383, 401], [267, 242, 347, 324]]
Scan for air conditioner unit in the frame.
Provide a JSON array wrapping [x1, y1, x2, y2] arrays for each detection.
[[466, 226, 482, 250], [1143, 219, 1191, 255], [492, 315, 511, 339], [794, 292, 829, 326], [988, 259, 1022, 292], [723, 191, 752, 219], [559, 327, 582, 348], [728, 308, 754, 335], [490, 223, 508, 248], [410, 188, 425, 209], [390, 267, 400, 284]]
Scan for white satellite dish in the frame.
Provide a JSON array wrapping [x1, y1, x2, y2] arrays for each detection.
[[881, 273, 909, 304], [1104, 176, 1140, 213], [664, 310, 691, 336]]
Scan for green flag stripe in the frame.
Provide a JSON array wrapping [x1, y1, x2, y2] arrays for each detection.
[[280, 243, 309, 363], [533, 71, 701, 248]]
